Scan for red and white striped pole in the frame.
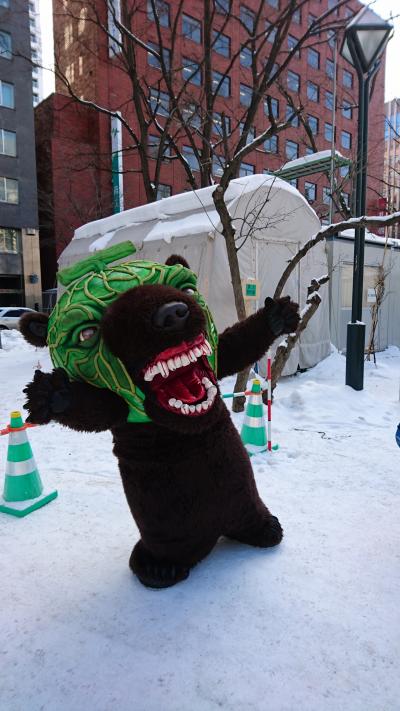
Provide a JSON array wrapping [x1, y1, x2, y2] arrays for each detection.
[[267, 349, 272, 452]]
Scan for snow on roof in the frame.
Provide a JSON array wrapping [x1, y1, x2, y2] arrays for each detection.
[[339, 228, 400, 248], [280, 149, 348, 172], [73, 174, 313, 247]]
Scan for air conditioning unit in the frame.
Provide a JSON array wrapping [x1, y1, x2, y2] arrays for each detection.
[[25, 227, 36, 235]]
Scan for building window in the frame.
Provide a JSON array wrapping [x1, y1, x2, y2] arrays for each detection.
[[288, 178, 298, 188], [293, 7, 301, 23], [213, 112, 231, 135], [266, 0, 279, 7], [304, 182, 316, 202], [240, 46, 252, 67], [182, 14, 201, 43], [182, 145, 199, 172], [148, 135, 170, 159], [325, 90, 334, 111], [324, 122, 333, 141], [78, 55, 83, 75], [215, 0, 230, 13], [239, 122, 255, 144], [78, 7, 87, 34], [286, 105, 299, 127], [239, 162, 255, 177], [342, 192, 350, 207], [308, 115, 318, 135], [264, 96, 279, 118], [213, 31, 230, 57], [182, 58, 201, 85], [0, 80, 14, 108], [343, 69, 353, 88], [182, 103, 201, 129], [64, 23, 73, 49], [65, 63, 75, 83], [341, 130, 352, 150], [287, 35, 300, 58], [305, 145, 314, 156], [308, 48, 319, 69], [328, 0, 338, 16], [156, 183, 171, 200], [240, 6, 255, 32], [287, 70, 300, 92], [342, 100, 353, 119], [322, 186, 331, 204], [0, 176, 18, 204], [213, 71, 230, 97], [212, 156, 224, 177], [340, 164, 350, 179], [0, 227, 20, 252], [240, 83, 252, 106], [147, 0, 170, 27], [265, 21, 277, 43], [0, 0, 10, 6], [326, 58, 335, 79], [148, 42, 170, 70], [308, 13, 317, 30], [307, 80, 319, 103], [285, 140, 298, 161], [264, 135, 278, 153], [150, 88, 169, 117], [0, 31, 12, 60]]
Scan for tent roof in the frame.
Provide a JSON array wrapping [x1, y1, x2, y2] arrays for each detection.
[[67, 175, 319, 251]]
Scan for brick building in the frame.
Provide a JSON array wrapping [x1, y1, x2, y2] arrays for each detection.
[[36, 0, 387, 282], [384, 98, 400, 240]]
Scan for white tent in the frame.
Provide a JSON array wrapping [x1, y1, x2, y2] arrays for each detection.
[[58, 175, 331, 376]]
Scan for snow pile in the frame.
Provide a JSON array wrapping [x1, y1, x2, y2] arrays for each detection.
[[0, 328, 37, 353], [1, 341, 400, 711]]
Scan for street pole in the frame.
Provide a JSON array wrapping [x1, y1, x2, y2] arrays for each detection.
[[345, 43, 377, 390]]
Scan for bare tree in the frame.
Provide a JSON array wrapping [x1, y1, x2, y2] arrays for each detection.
[[47, 0, 400, 402]]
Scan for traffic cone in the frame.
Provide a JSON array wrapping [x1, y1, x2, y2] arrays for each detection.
[[240, 379, 268, 456], [0, 411, 57, 518]]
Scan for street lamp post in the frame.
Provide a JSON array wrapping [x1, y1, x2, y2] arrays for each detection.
[[340, 7, 393, 391]]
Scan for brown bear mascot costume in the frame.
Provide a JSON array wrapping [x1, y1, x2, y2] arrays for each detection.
[[21, 242, 299, 589]]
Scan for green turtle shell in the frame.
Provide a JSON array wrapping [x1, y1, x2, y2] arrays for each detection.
[[47, 242, 218, 424]]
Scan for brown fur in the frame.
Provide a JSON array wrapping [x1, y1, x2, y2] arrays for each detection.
[[21, 267, 299, 588]]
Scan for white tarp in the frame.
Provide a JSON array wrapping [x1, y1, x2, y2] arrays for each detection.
[[58, 175, 331, 375]]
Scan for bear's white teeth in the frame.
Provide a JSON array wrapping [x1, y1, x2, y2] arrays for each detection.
[[143, 337, 212, 382], [168, 384, 217, 415]]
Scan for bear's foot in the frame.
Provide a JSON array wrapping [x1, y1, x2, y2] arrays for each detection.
[[226, 513, 283, 548], [130, 541, 190, 589]]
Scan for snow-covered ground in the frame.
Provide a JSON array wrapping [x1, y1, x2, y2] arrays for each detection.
[[1, 330, 399, 711]]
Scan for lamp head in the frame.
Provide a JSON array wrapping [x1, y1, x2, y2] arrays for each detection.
[[340, 6, 393, 75]]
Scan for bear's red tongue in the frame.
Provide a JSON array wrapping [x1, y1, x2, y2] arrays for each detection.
[[154, 364, 206, 408]]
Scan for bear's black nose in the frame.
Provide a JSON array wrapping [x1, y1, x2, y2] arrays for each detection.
[[152, 301, 189, 331]]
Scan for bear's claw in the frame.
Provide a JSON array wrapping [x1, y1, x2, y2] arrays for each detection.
[[130, 541, 190, 589]]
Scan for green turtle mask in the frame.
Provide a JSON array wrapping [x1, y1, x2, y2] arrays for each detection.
[[47, 241, 218, 424]]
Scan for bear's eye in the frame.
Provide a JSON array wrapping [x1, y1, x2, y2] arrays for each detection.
[[79, 327, 97, 342], [182, 287, 195, 295]]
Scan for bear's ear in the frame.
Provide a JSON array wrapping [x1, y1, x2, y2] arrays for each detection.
[[165, 254, 190, 269], [19, 312, 49, 348]]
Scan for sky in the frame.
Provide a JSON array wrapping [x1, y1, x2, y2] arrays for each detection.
[[38, 0, 400, 102]]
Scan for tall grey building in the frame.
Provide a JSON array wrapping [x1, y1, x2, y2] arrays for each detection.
[[29, 0, 44, 106], [0, 0, 41, 308]]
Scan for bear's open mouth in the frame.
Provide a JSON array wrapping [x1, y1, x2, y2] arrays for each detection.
[[142, 334, 217, 416]]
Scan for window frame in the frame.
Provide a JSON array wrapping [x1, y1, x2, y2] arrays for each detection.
[[0, 30, 12, 60], [0, 176, 19, 204], [182, 13, 202, 43], [285, 139, 299, 161]]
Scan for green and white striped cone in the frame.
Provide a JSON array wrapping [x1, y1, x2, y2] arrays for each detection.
[[0, 411, 57, 518], [240, 380, 268, 456]]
